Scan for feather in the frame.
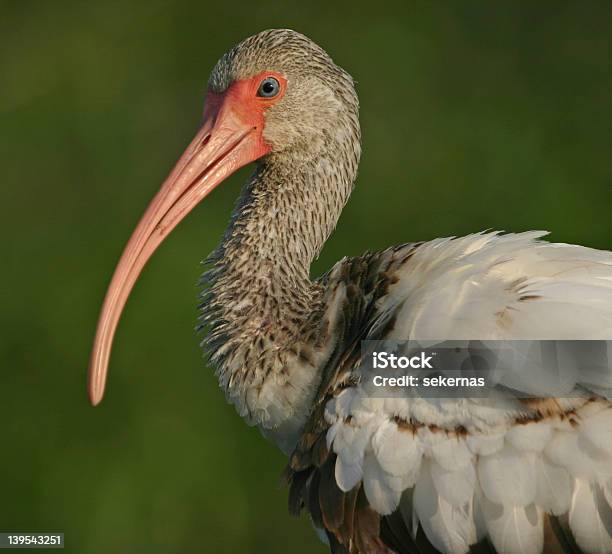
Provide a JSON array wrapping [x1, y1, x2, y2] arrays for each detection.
[[581, 407, 612, 458], [326, 420, 342, 450], [288, 468, 310, 516], [506, 422, 552, 453], [319, 456, 346, 531], [480, 495, 543, 554], [325, 388, 357, 423], [307, 470, 324, 529], [337, 485, 359, 545], [399, 487, 419, 540], [354, 489, 387, 554], [431, 437, 473, 471], [604, 479, 612, 509], [472, 482, 489, 543], [371, 419, 422, 481], [534, 456, 573, 516], [335, 455, 363, 493], [332, 421, 372, 465], [362, 451, 403, 515], [547, 514, 583, 554], [478, 444, 537, 506], [431, 459, 477, 509], [569, 479, 612, 554], [325, 529, 348, 554], [414, 460, 476, 554], [545, 430, 612, 481], [380, 510, 415, 554]]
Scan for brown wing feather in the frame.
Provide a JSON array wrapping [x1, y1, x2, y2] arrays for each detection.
[[286, 246, 415, 553], [546, 514, 584, 554]]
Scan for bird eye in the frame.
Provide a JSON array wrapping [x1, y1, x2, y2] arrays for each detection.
[[257, 77, 281, 98]]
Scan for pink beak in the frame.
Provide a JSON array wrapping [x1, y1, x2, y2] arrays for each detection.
[[88, 94, 269, 406]]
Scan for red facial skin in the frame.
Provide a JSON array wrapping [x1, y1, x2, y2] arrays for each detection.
[[88, 71, 287, 406]]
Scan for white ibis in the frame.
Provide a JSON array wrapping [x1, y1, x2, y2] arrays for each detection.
[[88, 29, 612, 554]]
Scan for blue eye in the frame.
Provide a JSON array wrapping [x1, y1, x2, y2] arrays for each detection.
[[257, 77, 280, 98]]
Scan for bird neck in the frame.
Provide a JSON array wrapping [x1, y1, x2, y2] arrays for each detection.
[[200, 140, 359, 442]]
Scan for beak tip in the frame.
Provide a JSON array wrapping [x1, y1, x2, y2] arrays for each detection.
[[89, 392, 103, 407], [88, 374, 105, 407]]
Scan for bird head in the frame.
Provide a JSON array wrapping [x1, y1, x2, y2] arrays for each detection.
[[88, 29, 359, 406], [207, 29, 359, 160]]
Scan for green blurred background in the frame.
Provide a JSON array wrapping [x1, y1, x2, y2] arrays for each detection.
[[1, 1, 611, 552]]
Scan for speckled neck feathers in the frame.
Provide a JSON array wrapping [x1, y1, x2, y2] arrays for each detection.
[[198, 29, 361, 438]]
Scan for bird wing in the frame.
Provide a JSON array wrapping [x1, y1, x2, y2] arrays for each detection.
[[287, 231, 612, 554]]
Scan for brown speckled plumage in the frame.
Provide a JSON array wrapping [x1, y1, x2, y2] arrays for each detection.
[[198, 29, 361, 444], [193, 29, 612, 554]]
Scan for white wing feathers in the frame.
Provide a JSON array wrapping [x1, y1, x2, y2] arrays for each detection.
[[326, 391, 612, 554], [380, 231, 612, 341], [569, 480, 612, 554], [415, 459, 479, 554], [324, 232, 612, 554]]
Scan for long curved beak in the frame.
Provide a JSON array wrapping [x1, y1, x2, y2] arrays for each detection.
[[88, 100, 267, 406]]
